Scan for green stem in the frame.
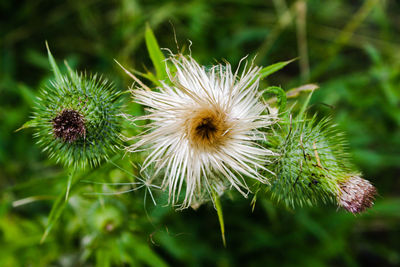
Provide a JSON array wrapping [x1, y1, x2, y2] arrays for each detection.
[[65, 167, 75, 202]]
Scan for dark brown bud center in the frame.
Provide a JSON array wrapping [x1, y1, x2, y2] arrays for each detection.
[[52, 109, 86, 143], [186, 107, 229, 150], [195, 117, 217, 140]]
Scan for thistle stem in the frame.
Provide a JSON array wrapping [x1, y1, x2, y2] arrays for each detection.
[[65, 167, 76, 202]]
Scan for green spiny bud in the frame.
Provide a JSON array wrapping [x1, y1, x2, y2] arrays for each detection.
[[267, 116, 376, 212], [30, 48, 123, 168]]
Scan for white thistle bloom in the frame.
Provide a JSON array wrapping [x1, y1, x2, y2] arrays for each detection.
[[128, 54, 276, 208]]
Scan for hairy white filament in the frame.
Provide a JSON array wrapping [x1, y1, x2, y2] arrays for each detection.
[[128, 54, 276, 208]]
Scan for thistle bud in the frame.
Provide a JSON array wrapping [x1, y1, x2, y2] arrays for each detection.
[[29, 48, 122, 168], [267, 116, 376, 213]]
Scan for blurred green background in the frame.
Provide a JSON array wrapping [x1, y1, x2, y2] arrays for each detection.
[[1, 0, 400, 266]]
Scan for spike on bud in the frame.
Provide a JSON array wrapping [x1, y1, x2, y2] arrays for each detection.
[[52, 109, 86, 142], [338, 175, 376, 213]]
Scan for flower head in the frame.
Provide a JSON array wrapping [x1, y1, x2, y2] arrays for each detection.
[[338, 175, 376, 213], [128, 55, 276, 208], [32, 68, 122, 168]]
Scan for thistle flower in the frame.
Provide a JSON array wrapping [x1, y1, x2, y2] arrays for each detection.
[[268, 116, 376, 213], [29, 48, 122, 168], [338, 175, 376, 213], [127, 55, 276, 208]]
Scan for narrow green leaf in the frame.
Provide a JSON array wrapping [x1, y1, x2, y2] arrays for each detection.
[[133, 69, 161, 86], [45, 41, 63, 81], [41, 169, 79, 243], [286, 83, 319, 98], [259, 58, 297, 79], [122, 233, 168, 267], [251, 194, 257, 212], [12, 195, 55, 207], [64, 60, 79, 82], [65, 168, 75, 202], [40, 193, 67, 243], [212, 190, 226, 247], [15, 119, 38, 132], [145, 24, 167, 80], [297, 90, 314, 121]]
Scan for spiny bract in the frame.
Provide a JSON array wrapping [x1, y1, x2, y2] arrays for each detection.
[[267, 115, 376, 212], [268, 116, 352, 207]]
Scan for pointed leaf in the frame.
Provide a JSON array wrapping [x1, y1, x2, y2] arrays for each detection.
[[297, 90, 314, 121], [45, 41, 63, 81], [286, 83, 319, 98], [212, 190, 226, 247], [133, 69, 161, 86], [145, 24, 167, 80], [260, 58, 297, 79], [40, 192, 67, 243], [65, 169, 75, 202], [41, 168, 79, 243], [15, 119, 38, 132]]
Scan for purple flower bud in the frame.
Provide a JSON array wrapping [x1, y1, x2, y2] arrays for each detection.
[[338, 175, 376, 213]]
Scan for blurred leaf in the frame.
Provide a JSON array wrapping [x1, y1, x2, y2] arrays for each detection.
[[96, 249, 111, 267], [41, 170, 80, 243], [121, 233, 168, 267], [17, 83, 37, 106], [40, 191, 68, 243], [286, 84, 319, 98]]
